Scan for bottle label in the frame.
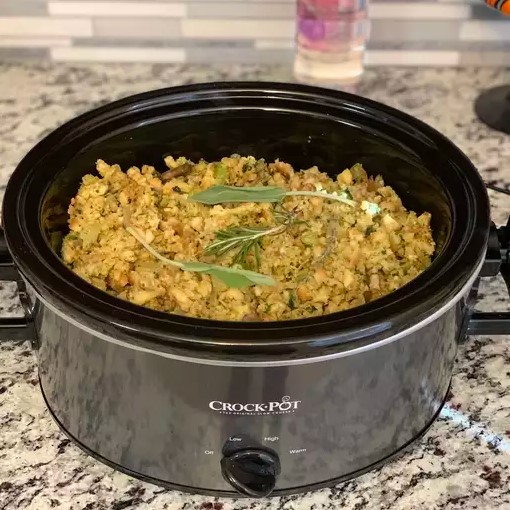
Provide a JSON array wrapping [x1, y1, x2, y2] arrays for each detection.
[[297, 0, 368, 51]]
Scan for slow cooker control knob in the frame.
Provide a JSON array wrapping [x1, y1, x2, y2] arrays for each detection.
[[220, 448, 280, 497]]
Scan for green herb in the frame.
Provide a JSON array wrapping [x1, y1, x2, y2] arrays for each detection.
[[317, 217, 339, 265], [125, 225, 275, 289], [213, 163, 228, 182], [242, 161, 254, 172], [341, 189, 353, 200], [365, 225, 375, 237], [177, 261, 274, 288], [286, 189, 356, 206], [204, 207, 302, 270], [205, 224, 285, 271], [300, 232, 316, 247], [190, 185, 286, 205], [272, 206, 308, 227], [190, 185, 357, 207], [350, 163, 365, 181], [289, 215, 339, 309]]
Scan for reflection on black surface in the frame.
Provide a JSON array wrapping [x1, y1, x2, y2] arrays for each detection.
[[36, 300, 458, 492]]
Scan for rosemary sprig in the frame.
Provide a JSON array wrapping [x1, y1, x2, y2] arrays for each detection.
[[205, 224, 285, 271], [190, 185, 358, 208], [125, 225, 275, 288], [204, 207, 304, 270]]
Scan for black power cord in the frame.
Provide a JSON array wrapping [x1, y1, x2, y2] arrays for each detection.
[[486, 183, 510, 196]]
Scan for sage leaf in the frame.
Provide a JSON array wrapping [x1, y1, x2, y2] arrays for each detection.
[[125, 225, 275, 289], [190, 185, 357, 207], [179, 261, 276, 288], [190, 185, 286, 205]]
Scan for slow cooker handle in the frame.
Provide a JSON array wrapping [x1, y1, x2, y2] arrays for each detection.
[[467, 215, 510, 336], [0, 227, 35, 341]]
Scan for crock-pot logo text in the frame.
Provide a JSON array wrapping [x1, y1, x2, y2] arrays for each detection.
[[209, 396, 301, 416]]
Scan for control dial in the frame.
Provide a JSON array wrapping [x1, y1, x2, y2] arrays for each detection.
[[220, 448, 280, 497]]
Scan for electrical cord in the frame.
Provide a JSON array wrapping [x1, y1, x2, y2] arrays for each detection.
[[486, 183, 510, 196]]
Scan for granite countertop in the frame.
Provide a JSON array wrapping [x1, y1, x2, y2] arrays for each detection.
[[1, 63, 510, 510]]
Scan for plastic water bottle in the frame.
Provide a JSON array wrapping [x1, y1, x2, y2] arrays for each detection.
[[294, 0, 369, 88]]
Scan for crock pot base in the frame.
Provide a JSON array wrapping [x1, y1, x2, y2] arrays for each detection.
[[40, 379, 450, 498]]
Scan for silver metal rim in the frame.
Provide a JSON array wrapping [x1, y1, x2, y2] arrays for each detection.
[[30, 258, 483, 367]]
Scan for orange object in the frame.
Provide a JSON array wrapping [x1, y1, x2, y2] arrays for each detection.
[[484, 0, 510, 14]]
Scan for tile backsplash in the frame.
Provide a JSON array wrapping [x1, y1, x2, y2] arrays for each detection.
[[0, 0, 509, 66]]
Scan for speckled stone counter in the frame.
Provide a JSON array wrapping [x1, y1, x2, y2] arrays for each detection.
[[1, 63, 510, 510]]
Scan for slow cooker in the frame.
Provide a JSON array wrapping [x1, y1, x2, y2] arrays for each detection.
[[1, 82, 510, 498]]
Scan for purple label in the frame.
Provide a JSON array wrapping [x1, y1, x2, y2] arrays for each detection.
[[299, 18, 326, 41], [297, 0, 367, 45]]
